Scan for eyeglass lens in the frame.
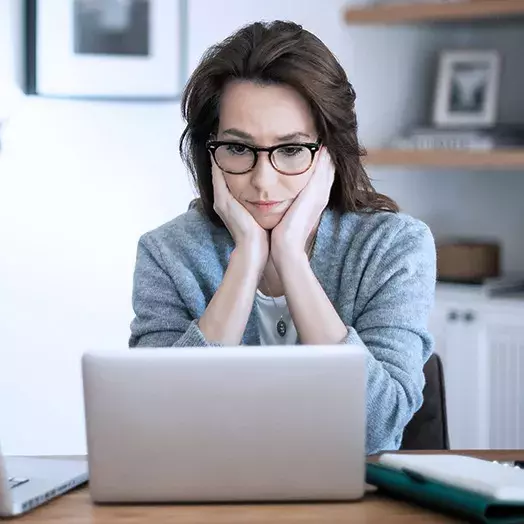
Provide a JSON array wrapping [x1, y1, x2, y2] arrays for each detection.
[[214, 144, 313, 174]]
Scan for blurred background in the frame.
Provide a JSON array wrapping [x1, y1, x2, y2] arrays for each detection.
[[0, 0, 523, 456]]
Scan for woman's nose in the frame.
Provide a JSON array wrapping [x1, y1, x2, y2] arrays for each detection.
[[250, 153, 279, 190]]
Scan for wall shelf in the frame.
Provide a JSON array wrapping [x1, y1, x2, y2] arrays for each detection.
[[344, 0, 524, 25], [363, 148, 524, 169]]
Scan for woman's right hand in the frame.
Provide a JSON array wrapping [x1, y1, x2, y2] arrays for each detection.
[[211, 158, 269, 275]]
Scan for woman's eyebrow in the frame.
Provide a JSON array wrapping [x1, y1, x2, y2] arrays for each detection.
[[221, 128, 254, 140], [221, 129, 314, 142], [275, 132, 314, 142]]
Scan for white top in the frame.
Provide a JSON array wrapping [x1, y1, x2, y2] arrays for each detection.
[[255, 290, 298, 345]]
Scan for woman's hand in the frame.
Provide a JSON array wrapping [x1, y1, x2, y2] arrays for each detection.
[[211, 158, 269, 275], [271, 148, 335, 269]]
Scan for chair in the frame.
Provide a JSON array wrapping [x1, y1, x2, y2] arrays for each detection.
[[400, 353, 450, 450]]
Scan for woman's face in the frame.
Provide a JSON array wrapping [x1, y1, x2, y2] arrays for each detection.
[[215, 80, 320, 230]]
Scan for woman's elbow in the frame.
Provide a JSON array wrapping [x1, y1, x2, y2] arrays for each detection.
[[366, 373, 425, 454]]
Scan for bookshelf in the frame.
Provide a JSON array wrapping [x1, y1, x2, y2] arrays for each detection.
[[344, 0, 524, 25], [346, 1, 524, 169]]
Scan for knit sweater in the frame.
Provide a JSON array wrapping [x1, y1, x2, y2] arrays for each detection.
[[129, 204, 436, 454]]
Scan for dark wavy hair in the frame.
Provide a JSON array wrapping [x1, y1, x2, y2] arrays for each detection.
[[179, 20, 398, 224]]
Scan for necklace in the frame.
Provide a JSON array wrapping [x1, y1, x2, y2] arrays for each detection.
[[260, 235, 317, 338], [262, 279, 290, 337]]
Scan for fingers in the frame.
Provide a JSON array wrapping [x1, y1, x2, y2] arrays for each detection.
[[324, 150, 335, 186], [311, 147, 335, 188], [210, 156, 229, 210], [311, 148, 334, 210], [211, 156, 224, 189]]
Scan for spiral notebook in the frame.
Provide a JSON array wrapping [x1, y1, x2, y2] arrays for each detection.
[[366, 453, 524, 524]]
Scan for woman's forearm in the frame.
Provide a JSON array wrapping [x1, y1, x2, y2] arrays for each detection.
[[198, 246, 260, 345], [278, 253, 348, 345]]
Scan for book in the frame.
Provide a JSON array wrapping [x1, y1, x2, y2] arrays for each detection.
[[391, 125, 524, 151]]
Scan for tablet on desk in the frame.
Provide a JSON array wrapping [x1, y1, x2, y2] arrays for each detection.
[[81, 345, 367, 503]]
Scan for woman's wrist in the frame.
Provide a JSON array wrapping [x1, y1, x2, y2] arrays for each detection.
[[231, 243, 267, 281], [272, 249, 310, 281]]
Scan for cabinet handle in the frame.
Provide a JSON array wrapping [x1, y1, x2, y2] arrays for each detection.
[[447, 311, 459, 321], [463, 311, 476, 323]]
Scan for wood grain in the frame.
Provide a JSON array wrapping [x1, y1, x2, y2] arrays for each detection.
[[344, 0, 524, 25], [13, 450, 524, 523], [362, 148, 524, 170]]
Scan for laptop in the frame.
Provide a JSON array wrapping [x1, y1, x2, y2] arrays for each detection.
[[0, 447, 88, 517], [82, 344, 367, 503]]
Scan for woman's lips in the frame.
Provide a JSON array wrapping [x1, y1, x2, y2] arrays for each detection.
[[249, 200, 283, 211]]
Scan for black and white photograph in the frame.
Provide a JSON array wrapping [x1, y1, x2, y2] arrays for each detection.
[[448, 62, 491, 114], [432, 50, 500, 128], [74, 0, 150, 57], [25, 0, 187, 100]]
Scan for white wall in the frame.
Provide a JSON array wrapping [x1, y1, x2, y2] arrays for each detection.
[[0, 0, 195, 455], [0, 0, 523, 455], [370, 168, 524, 273], [0, 0, 23, 121]]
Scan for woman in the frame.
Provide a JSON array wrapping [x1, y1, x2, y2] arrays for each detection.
[[129, 21, 436, 454]]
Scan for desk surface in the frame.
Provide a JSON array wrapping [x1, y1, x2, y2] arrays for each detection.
[[13, 450, 524, 523]]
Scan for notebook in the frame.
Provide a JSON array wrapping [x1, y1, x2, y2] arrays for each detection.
[[367, 453, 524, 523]]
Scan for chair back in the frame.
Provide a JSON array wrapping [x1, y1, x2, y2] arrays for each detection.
[[401, 353, 449, 450]]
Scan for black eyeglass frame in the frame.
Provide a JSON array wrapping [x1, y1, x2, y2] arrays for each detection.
[[206, 139, 322, 175]]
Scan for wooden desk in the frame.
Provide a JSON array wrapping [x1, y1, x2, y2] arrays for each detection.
[[13, 450, 524, 523]]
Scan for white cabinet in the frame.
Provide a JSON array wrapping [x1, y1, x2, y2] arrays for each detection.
[[484, 305, 524, 449], [429, 300, 488, 450], [430, 285, 524, 450]]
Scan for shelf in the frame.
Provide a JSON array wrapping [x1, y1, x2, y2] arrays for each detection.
[[344, 0, 524, 25], [363, 148, 524, 169]]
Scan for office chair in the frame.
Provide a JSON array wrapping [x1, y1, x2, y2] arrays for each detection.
[[400, 353, 450, 450]]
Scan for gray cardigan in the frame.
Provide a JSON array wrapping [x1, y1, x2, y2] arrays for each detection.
[[129, 205, 436, 454]]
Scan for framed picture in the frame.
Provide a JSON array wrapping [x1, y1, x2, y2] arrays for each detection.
[[432, 50, 501, 128], [25, 0, 188, 100]]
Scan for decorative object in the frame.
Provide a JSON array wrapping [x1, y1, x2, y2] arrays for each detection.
[[436, 240, 501, 284], [25, 0, 188, 100], [432, 50, 500, 128]]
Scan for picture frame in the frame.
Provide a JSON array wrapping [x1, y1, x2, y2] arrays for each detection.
[[432, 50, 501, 128], [25, 0, 188, 101]]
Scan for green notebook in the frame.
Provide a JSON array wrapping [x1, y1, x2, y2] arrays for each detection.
[[366, 455, 524, 524]]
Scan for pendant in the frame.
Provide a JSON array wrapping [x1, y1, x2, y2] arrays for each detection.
[[277, 318, 287, 337]]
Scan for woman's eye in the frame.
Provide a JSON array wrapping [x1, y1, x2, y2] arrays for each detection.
[[278, 146, 304, 156], [226, 144, 248, 155]]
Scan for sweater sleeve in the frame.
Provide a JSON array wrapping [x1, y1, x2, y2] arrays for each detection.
[[341, 219, 436, 455], [128, 234, 220, 348]]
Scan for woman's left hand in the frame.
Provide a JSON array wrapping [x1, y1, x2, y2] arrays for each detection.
[[271, 147, 335, 268]]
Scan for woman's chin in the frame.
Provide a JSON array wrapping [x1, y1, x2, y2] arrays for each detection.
[[254, 213, 285, 231]]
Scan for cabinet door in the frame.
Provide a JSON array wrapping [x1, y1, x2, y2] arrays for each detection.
[[447, 308, 487, 450], [429, 302, 487, 450], [485, 307, 524, 449]]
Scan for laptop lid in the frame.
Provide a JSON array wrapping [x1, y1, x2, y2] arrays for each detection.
[[0, 444, 88, 517], [82, 345, 367, 503]]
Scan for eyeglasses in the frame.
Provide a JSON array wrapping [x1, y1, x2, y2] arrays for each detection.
[[206, 139, 321, 176]]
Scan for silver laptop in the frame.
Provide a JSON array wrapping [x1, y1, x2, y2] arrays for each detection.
[[82, 345, 367, 503], [0, 447, 88, 517]]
